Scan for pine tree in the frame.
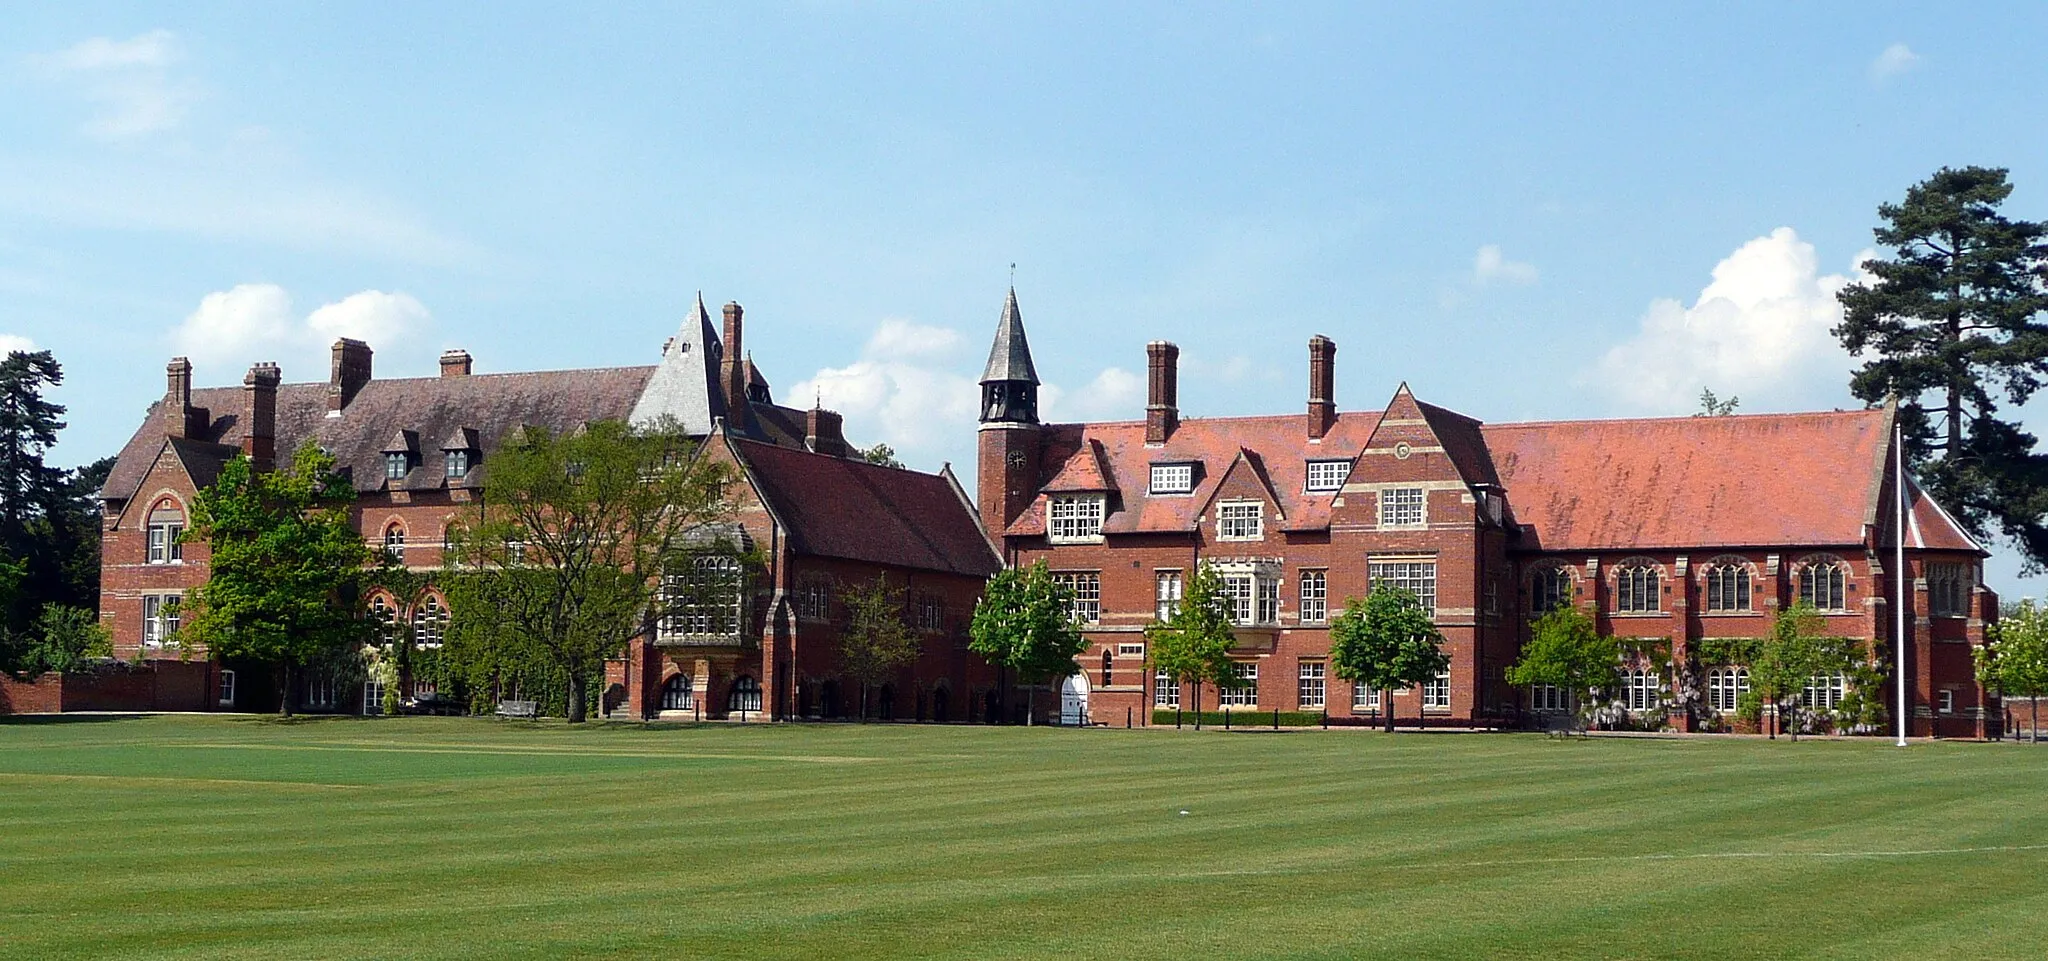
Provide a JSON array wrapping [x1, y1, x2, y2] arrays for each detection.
[[0, 350, 71, 634], [1835, 166, 2048, 565]]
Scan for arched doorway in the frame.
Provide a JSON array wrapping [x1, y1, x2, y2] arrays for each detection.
[[1060, 672, 1090, 726], [931, 685, 950, 723]]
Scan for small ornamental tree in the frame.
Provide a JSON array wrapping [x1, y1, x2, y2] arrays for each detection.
[[1145, 565, 1242, 719], [1329, 584, 1449, 733], [838, 576, 920, 721], [447, 418, 741, 723], [1505, 606, 1618, 732], [19, 605, 111, 675], [968, 560, 1086, 725], [1979, 599, 2048, 742], [1749, 602, 1826, 740], [180, 443, 373, 717]]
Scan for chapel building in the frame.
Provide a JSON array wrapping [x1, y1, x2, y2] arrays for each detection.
[[974, 290, 1999, 737], [97, 296, 1003, 719]]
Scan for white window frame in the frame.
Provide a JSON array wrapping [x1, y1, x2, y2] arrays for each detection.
[[305, 673, 338, 711], [141, 594, 180, 649], [1218, 662, 1258, 708], [1117, 642, 1146, 657], [1297, 661, 1325, 709], [1378, 488, 1425, 528], [1154, 672, 1180, 708], [363, 679, 385, 716], [1155, 570, 1183, 622], [1799, 561, 1848, 612], [217, 669, 236, 707], [1938, 689, 1955, 714], [1048, 495, 1106, 543], [1369, 559, 1437, 617], [1149, 463, 1195, 495], [1422, 670, 1451, 711], [659, 555, 745, 639], [1298, 569, 1327, 624], [1706, 666, 1749, 713], [1217, 501, 1263, 541], [1052, 571, 1101, 625], [1802, 672, 1847, 711], [1305, 459, 1351, 493], [1352, 683, 1380, 711], [1530, 683, 1570, 713], [445, 449, 470, 479], [796, 578, 832, 622], [383, 524, 406, 562], [1216, 569, 1281, 627], [411, 595, 448, 648], [1623, 668, 1662, 711], [384, 452, 410, 481]]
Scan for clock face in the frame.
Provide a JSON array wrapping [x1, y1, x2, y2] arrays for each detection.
[[1007, 450, 1027, 469]]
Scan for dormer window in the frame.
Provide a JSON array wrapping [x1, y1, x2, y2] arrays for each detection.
[[445, 449, 470, 479], [382, 429, 421, 483], [1305, 459, 1352, 493], [384, 453, 411, 480], [440, 428, 480, 483], [1217, 501, 1263, 541], [1048, 495, 1106, 543], [1149, 463, 1195, 495]]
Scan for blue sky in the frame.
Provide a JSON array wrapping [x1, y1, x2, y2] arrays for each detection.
[[4, 3, 2047, 591]]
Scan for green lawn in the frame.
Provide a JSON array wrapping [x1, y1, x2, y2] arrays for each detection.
[[1, 717, 2044, 960]]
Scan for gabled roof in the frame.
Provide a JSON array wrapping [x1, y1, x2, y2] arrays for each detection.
[[1042, 438, 1117, 492], [629, 293, 727, 432], [729, 438, 1002, 576], [979, 287, 1040, 385], [1483, 409, 1900, 552], [1003, 412, 1383, 537], [1905, 476, 1984, 552]]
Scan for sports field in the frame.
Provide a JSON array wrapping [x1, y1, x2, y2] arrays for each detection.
[[1, 717, 2043, 960]]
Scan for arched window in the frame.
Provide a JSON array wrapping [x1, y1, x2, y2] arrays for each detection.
[[411, 594, 448, 647], [1101, 649, 1113, 687], [1532, 565, 1574, 614], [728, 675, 763, 713], [660, 674, 694, 711], [1703, 561, 1752, 613], [383, 522, 406, 562], [1623, 668, 1662, 711], [369, 595, 398, 646], [1706, 667, 1749, 713], [146, 499, 186, 565], [442, 521, 464, 552], [1615, 562, 1660, 614], [1799, 560, 1848, 612]]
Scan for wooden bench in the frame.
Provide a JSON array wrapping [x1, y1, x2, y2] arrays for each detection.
[[495, 699, 538, 719]]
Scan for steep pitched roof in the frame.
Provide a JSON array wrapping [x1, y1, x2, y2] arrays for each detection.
[[102, 366, 658, 504], [979, 287, 1040, 385], [629, 293, 726, 432], [729, 438, 1001, 576], [1003, 412, 1384, 537], [1905, 477, 1983, 552], [1482, 410, 1898, 552], [1042, 439, 1117, 492]]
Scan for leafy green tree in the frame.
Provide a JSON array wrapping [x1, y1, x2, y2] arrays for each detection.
[[1978, 598, 2048, 742], [1835, 166, 2048, 566], [1748, 602, 1826, 740], [1329, 584, 1450, 733], [1696, 388, 1740, 416], [1505, 606, 1619, 731], [859, 443, 904, 469], [19, 605, 112, 675], [969, 560, 1086, 725], [446, 419, 740, 723], [0, 349, 74, 634], [1144, 565, 1243, 719], [180, 443, 373, 717], [838, 576, 920, 720]]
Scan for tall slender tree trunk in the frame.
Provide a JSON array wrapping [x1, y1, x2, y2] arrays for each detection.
[[278, 662, 295, 718], [2033, 698, 2040, 744], [1026, 680, 1036, 726], [567, 669, 587, 723], [1384, 690, 1395, 734]]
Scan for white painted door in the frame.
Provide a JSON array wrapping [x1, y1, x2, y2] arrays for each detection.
[[1059, 672, 1089, 726]]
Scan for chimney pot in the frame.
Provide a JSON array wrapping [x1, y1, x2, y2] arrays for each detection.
[[1146, 341, 1180, 444], [163, 357, 195, 439], [805, 407, 847, 458], [328, 338, 374, 413], [439, 349, 473, 378], [243, 362, 281, 469], [720, 302, 750, 432]]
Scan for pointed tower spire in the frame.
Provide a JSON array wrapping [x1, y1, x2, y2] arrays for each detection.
[[628, 292, 726, 433], [979, 287, 1040, 424]]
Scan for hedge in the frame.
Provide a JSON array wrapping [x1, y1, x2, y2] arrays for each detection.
[[1151, 709, 1330, 728]]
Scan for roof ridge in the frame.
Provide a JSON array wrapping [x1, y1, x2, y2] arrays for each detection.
[[1484, 408, 1882, 430]]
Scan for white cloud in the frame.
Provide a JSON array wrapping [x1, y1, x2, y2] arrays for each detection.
[[0, 334, 37, 355], [1473, 244, 1539, 286], [172, 284, 433, 382], [1869, 43, 1922, 84], [1043, 367, 1144, 422], [1592, 227, 1858, 412], [32, 30, 198, 139]]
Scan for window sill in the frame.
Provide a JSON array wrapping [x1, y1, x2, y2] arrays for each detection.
[[1698, 610, 1759, 617], [1047, 535, 1105, 546], [1609, 611, 1668, 618]]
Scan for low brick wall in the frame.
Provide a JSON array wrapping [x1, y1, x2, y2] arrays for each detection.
[[0, 673, 64, 714], [0, 660, 215, 714]]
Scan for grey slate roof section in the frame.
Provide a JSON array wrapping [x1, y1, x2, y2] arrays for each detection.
[[629, 292, 728, 432], [979, 287, 1040, 385]]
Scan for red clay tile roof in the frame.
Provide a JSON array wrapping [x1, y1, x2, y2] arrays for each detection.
[[1905, 477, 1982, 552], [729, 438, 1001, 577], [1003, 412, 1384, 537], [1482, 409, 1897, 551]]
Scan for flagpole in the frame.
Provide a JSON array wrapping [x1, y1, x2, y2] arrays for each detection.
[[1896, 419, 1909, 747]]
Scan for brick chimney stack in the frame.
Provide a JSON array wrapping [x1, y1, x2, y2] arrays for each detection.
[[720, 302, 750, 432], [439, 349, 473, 377], [1145, 341, 1179, 445], [243, 362, 281, 470], [163, 357, 195, 439], [1308, 335, 1336, 440], [328, 338, 373, 413], [806, 407, 847, 458]]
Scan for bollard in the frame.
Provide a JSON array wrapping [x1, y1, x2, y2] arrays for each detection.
[[1176, 707, 1183, 730], [1225, 709, 1231, 731], [1322, 707, 1328, 730], [1126, 706, 1132, 729], [1273, 708, 1279, 730]]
